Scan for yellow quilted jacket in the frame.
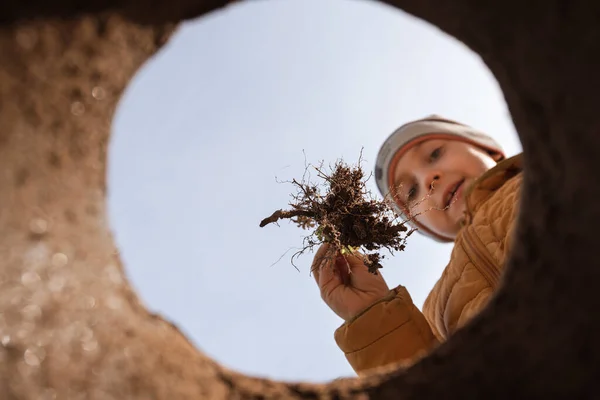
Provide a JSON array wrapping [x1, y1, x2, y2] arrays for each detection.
[[334, 153, 524, 374]]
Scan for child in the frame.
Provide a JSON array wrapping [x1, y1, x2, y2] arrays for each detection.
[[312, 115, 523, 374]]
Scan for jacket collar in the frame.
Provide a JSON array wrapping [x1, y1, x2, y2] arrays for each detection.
[[463, 153, 524, 224]]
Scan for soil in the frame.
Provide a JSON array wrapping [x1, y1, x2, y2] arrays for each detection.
[[260, 154, 415, 276], [5, 1, 600, 399]]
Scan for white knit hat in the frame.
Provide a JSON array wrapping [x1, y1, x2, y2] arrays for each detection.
[[374, 115, 505, 242]]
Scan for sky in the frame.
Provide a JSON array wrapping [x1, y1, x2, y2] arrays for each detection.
[[107, 0, 522, 383]]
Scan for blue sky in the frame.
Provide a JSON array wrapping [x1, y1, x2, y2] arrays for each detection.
[[107, 0, 522, 383]]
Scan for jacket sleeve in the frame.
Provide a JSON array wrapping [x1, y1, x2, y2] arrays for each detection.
[[334, 285, 439, 375]]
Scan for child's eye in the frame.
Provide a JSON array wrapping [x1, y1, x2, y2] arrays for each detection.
[[429, 147, 443, 162], [407, 185, 417, 201]]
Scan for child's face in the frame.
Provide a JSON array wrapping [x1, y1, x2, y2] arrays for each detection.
[[392, 138, 498, 239]]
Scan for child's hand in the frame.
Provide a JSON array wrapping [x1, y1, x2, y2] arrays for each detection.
[[312, 243, 390, 321]]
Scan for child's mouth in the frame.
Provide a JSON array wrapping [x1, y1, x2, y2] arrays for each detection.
[[445, 179, 465, 209]]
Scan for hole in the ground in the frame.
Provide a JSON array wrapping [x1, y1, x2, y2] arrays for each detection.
[[107, 0, 521, 382]]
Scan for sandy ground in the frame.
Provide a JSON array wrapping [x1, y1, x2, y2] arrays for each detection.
[[1, 1, 600, 399]]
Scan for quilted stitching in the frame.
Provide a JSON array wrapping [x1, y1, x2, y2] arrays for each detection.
[[422, 158, 523, 339]]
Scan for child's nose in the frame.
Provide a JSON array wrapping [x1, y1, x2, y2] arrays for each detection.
[[423, 172, 441, 192]]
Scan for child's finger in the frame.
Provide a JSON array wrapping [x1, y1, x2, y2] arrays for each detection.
[[344, 251, 387, 284], [344, 250, 370, 272], [311, 243, 334, 284], [312, 245, 344, 291], [319, 258, 342, 291], [334, 255, 352, 286]]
